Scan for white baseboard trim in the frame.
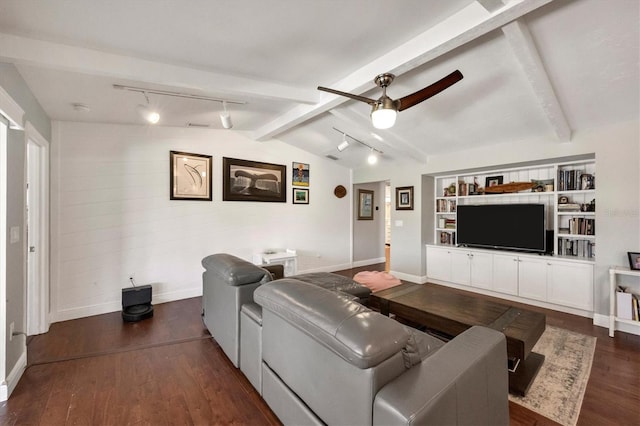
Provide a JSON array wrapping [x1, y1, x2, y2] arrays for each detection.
[[593, 313, 640, 336], [389, 270, 424, 284], [352, 257, 385, 268], [2, 349, 27, 401], [53, 286, 202, 323]]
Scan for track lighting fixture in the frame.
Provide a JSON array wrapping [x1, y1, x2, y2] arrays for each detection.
[[337, 133, 350, 152], [219, 101, 233, 129], [367, 149, 379, 165], [114, 84, 245, 128], [332, 127, 383, 166], [135, 92, 160, 124]]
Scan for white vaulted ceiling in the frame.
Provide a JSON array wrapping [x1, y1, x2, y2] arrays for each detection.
[[0, 0, 638, 168]]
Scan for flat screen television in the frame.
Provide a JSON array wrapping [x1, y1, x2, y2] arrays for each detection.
[[456, 203, 546, 253]]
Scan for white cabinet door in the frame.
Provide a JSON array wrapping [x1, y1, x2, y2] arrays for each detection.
[[470, 251, 493, 290], [426, 246, 452, 282], [518, 257, 548, 302], [451, 250, 471, 285], [547, 261, 594, 310], [492, 253, 519, 295]]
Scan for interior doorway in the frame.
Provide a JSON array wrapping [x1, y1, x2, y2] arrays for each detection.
[[385, 181, 390, 271]]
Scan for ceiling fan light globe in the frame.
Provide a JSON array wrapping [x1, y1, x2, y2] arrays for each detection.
[[371, 108, 397, 129]]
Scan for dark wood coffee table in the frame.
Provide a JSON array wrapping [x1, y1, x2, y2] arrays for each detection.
[[369, 283, 545, 396]]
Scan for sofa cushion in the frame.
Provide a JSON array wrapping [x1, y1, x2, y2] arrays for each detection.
[[202, 253, 271, 286], [254, 279, 410, 369]]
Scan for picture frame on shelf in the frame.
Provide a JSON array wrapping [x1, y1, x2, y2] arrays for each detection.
[[357, 189, 374, 220], [485, 175, 503, 187], [222, 157, 286, 202], [170, 150, 212, 201], [395, 186, 414, 210], [292, 188, 309, 204], [627, 252, 640, 270]]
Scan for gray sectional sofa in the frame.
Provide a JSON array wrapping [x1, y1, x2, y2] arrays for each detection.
[[202, 253, 509, 425]]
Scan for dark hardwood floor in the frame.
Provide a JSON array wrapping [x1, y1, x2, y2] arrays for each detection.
[[1, 263, 638, 425]]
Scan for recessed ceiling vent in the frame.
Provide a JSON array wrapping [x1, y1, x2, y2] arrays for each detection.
[[187, 123, 210, 128], [325, 154, 339, 160]]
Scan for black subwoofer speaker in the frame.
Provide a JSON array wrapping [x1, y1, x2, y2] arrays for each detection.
[[122, 285, 153, 322]]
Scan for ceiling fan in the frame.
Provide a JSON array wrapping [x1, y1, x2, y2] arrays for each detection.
[[317, 70, 463, 129]]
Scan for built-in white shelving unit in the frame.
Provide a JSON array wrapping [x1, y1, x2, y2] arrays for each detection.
[[432, 158, 596, 261]]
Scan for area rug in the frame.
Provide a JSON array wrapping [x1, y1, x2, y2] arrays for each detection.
[[509, 325, 596, 426]]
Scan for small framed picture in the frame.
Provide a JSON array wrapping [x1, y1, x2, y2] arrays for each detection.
[[292, 188, 309, 204], [628, 252, 640, 270], [395, 186, 414, 210], [485, 175, 503, 187], [292, 162, 309, 187], [458, 182, 467, 197]]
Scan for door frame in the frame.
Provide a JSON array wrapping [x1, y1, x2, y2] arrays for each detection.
[[25, 122, 50, 335]]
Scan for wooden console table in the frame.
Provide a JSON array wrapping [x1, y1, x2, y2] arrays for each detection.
[[370, 282, 546, 396]]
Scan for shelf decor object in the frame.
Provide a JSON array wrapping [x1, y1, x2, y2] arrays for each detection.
[[395, 186, 414, 210], [334, 185, 347, 198], [628, 252, 640, 270], [170, 150, 212, 201], [484, 181, 537, 194]]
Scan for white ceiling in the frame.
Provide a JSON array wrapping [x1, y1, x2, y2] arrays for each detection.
[[0, 0, 638, 169]]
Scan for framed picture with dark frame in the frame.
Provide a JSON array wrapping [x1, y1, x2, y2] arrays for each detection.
[[395, 186, 414, 210], [358, 189, 374, 220], [292, 188, 309, 204], [222, 157, 286, 202], [485, 175, 504, 187], [628, 252, 640, 270], [170, 151, 212, 201]]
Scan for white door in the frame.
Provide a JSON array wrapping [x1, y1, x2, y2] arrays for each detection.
[[547, 260, 594, 310], [25, 127, 50, 336], [426, 246, 452, 282], [451, 250, 471, 285], [469, 251, 493, 290]]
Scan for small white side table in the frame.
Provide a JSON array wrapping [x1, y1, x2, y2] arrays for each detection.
[[609, 266, 640, 337], [253, 249, 297, 276]]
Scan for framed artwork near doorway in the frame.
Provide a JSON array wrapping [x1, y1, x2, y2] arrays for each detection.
[[358, 189, 374, 220]]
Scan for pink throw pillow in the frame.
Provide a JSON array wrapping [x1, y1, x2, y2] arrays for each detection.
[[353, 271, 402, 292]]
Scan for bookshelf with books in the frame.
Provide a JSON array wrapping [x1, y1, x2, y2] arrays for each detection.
[[609, 267, 640, 337]]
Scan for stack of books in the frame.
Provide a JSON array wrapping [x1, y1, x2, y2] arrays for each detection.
[[558, 203, 581, 212]]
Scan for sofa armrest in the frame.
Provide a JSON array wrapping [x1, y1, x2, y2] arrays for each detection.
[[373, 326, 509, 426]]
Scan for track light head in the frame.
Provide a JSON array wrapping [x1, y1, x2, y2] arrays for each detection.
[[220, 101, 233, 129], [136, 104, 160, 124], [367, 149, 379, 165], [337, 133, 349, 151]]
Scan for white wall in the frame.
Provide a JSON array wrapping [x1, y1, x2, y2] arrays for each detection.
[[50, 122, 353, 322], [354, 119, 640, 316], [353, 181, 385, 265]]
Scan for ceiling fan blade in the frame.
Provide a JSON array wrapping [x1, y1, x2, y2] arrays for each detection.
[[397, 70, 463, 111], [317, 86, 377, 105]]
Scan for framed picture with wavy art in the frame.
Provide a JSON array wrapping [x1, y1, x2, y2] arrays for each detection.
[[170, 151, 212, 201]]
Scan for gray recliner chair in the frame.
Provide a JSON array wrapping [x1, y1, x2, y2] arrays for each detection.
[[201, 253, 276, 367]]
